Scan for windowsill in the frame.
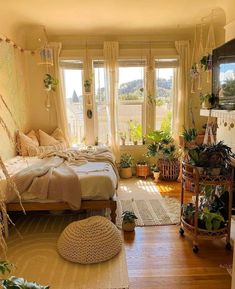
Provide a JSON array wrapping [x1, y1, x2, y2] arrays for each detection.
[[120, 144, 147, 150]]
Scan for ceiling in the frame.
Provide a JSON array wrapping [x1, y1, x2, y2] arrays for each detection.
[[0, 0, 227, 38]]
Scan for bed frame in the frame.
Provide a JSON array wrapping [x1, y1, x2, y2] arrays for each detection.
[[6, 197, 117, 224]]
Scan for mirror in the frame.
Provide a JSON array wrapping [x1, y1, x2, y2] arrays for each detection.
[[212, 39, 235, 110]]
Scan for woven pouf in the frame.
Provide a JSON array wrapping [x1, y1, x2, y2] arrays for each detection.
[[57, 216, 122, 264]]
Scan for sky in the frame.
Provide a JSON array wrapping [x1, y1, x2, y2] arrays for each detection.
[[63, 67, 173, 98], [219, 63, 235, 83]]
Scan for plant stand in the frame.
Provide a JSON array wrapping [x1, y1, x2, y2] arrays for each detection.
[[180, 161, 233, 253]]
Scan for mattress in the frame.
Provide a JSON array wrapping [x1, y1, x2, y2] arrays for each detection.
[[0, 156, 118, 203]]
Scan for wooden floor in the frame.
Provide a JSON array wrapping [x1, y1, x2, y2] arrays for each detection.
[[123, 180, 233, 289]]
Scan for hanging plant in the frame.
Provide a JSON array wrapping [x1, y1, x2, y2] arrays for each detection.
[[190, 63, 200, 78], [200, 54, 212, 71], [43, 74, 59, 91], [84, 79, 92, 93]]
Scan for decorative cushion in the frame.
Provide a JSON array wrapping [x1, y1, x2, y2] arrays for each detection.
[[51, 128, 66, 143], [27, 142, 67, 157], [57, 216, 122, 264], [39, 129, 60, 146], [17, 130, 39, 156]]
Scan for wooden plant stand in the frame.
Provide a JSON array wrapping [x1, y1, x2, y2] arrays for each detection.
[[180, 161, 233, 253]]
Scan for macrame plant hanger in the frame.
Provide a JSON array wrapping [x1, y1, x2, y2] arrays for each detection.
[[204, 11, 216, 83], [190, 25, 199, 93], [203, 110, 215, 145], [197, 22, 205, 91]]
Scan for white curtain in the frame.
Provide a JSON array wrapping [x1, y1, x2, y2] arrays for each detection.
[[50, 42, 70, 145], [103, 42, 120, 160], [173, 41, 190, 139]]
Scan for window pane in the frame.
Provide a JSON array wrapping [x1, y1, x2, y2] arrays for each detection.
[[63, 68, 84, 145], [94, 61, 109, 144], [155, 68, 174, 134], [118, 62, 144, 145]]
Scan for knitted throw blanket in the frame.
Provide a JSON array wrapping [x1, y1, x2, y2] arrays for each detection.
[[12, 156, 81, 209]]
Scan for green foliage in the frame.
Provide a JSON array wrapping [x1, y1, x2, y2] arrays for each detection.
[[146, 130, 177, 160], [0, 261, 13, 275], [120, 153, 133, 168], [199, 207, 224, 231], [182, 128, 197, 143], [160, 112, 172, 135], [43, 74, 59, 91], [128, 120, 142, 142], [222, 78, 235, 97], [122, 211, 138, 224], [1, 277, 50, 289], [188, 141, 234, 167], [200, 93, 218, 107]]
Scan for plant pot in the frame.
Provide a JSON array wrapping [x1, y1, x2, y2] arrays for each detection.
[[133, 141, 138, 145], [158, 159, 180, 181], [122, 222, 136, 232], [153, 171, 160, 182], [136, 164, 149, 178], [120, 167, 132, 179], [201, 99, 212, 109], [121, 139, 126, 146]]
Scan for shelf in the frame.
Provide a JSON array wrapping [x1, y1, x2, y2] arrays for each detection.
[[200, 109, 235, 118], [181, 217, 228, 240]]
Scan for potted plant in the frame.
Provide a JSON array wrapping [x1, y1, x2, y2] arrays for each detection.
[[119, 131, 127, 146], [200, 93, 218, 109], [120, 153, 133, 179], [122, 211, 138, 231], [180, 128, 198, 148], [146, 130, 180, 181], [128, 120, 142, 145], [198, 207, 225, 231], [136, 160, 149, 179], [151, 164, 160, 182], [0, 260, 49, 289], [84, 79, 92, 93], [182, 203, 195, 226], [187, 141, 234, 175], [43, 73, 59, 91]]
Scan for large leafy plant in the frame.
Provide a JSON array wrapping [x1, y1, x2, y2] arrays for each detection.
[[146, 130, 178, 161], [120, 153, 133, 168], [199, 207, 224, 231], [128, 121, 142, 143]]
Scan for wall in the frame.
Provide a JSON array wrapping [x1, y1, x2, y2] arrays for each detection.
[[0, 40, 30, 160]]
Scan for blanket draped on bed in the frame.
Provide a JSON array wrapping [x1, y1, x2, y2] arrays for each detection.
[[10, 148, 118, 209]]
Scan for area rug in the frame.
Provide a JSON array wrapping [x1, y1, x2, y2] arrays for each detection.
[[116, 198, 180, 227], [116, 178, 180, 227], [6, 214, 129, 289]]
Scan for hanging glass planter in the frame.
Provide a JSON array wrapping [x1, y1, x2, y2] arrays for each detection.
[[38, 47, 54, 66]]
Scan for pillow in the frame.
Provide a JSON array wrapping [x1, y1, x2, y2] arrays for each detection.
[[51, 128, 67, 144], [39, 129, 60, 146], [28, 142, 67, 157], [17, 130, 39, 156]]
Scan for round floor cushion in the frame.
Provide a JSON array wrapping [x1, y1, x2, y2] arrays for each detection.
[[57, 216, 122, 264]]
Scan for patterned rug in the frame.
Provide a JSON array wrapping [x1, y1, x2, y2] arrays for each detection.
[[5, 214, 129, 289], [116, 178, 181, 227], [116, 198, 180, 227]]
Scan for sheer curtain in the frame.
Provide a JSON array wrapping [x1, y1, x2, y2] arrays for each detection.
[[50, 42, 70, 145], [103, 42, 120, 160], [173, 41, 190, 139]]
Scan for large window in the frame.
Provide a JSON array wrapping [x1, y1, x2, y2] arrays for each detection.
[[155, 59, 177, 134], [118, 60, 145, 145], [61, 60, 84, 146], [93, 60, 109, 145]]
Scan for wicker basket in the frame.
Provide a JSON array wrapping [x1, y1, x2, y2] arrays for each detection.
[[158, 159, 180, 181]]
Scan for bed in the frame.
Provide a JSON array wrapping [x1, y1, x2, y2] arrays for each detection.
[[0, 148, 118, 224]]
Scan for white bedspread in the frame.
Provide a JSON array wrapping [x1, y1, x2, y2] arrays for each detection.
[[0, 156, 118, 203]]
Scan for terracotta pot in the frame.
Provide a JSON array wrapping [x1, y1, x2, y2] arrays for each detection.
[[122, 222, 136, 232], [136, 164, 149, 178], [120, 167, 132, 179]]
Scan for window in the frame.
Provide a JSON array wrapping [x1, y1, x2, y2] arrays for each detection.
[[93, 60, 109, 144], [118, 59, 145, 145], [61, 60, 84, 146], [155, 59, 177, 134]]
